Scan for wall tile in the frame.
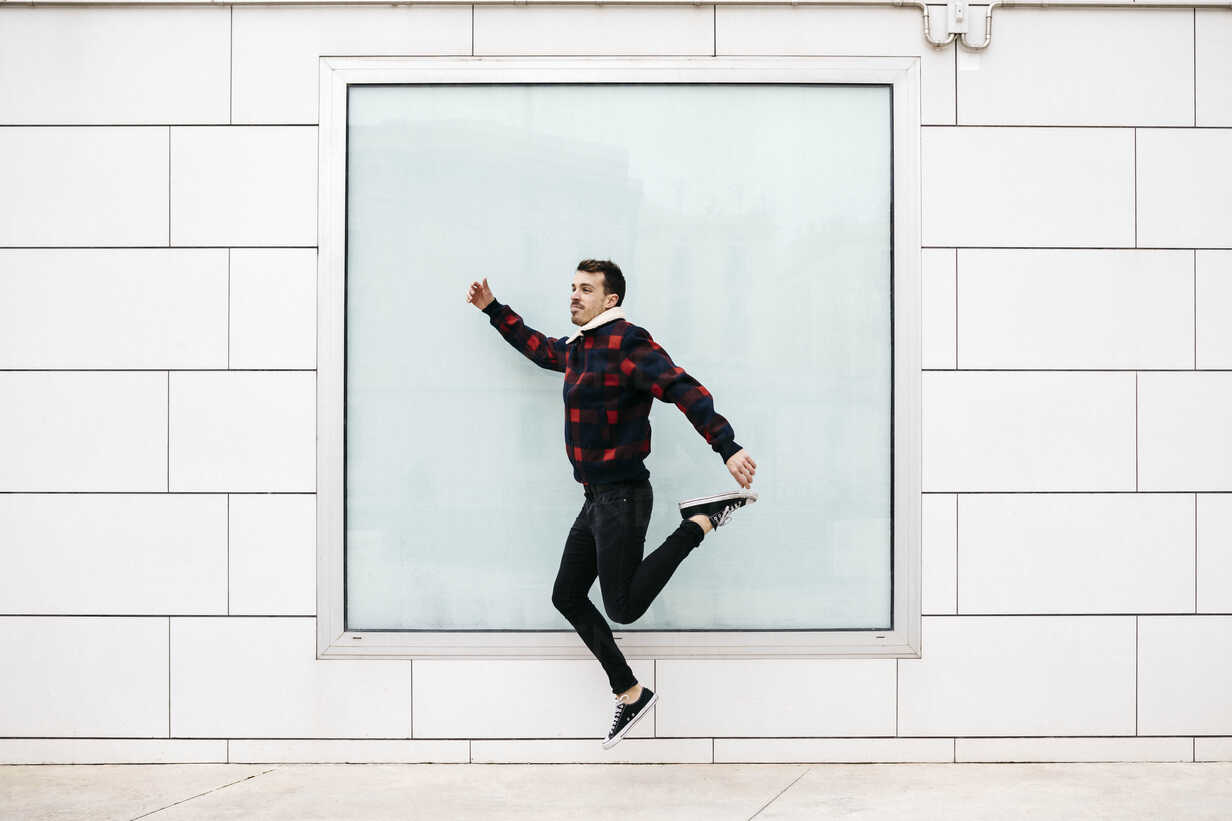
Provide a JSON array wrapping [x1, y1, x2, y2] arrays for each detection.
[[716, 737, 953, 763], [168, 371, 315, 493], [0, 494, 226, 615], [0, 372, 167, 492], [229, 494, 315, 616], [922, 248, 956, 370], [923, 372, 1136, 492], [1197, 494, 1232, 614], [1196, 737, 1232, 762], [1137, 129, 1232, 249], [1139, 615, 1232, 735], [958, 493, 1194, 614], [228, 249, 316, 370], [1196, 250, 1232, 369], [957, 9, 1193, 126], [957, 249, 1193, 370], [0, 739, 226, 765], [1196, 10, 1232, 127], [956, 737, 1193, 763], [899, 616, 1136, 736], [656, 659, 895, 737], [170, 126, 317, 247], [0, 617, 168, 737], [0, 7, 229, 125], [0, 127, 167, 247], [1138, 372, 1232, 492], [0, 249, 227, 370], [472, 738, 711, 764], [922, 127, 1135, 248], [922, 493, 957, 615], [230, 739, 467, 763]]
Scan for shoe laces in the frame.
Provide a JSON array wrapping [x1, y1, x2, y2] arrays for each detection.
[[711, 506, 735, 528], [609, 696, 628, 732]]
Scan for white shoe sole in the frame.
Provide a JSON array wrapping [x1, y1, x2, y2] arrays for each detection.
[[677, 490, 758, 512], [601, 691, 659, 749]]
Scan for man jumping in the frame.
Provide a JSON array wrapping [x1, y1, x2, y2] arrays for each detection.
[[466, 259, 758, 749]]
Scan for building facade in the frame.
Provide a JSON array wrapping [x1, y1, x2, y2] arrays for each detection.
[[1, 1, 1230, 765]]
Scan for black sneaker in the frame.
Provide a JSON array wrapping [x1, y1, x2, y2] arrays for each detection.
[[678, 489, 759, 530], [602, 686, 658, 749]]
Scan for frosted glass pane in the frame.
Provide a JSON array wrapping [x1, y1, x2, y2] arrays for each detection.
[[345, 83, 893, 632]]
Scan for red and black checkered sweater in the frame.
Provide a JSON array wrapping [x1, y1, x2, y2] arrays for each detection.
[[482, 299, 742, 486]]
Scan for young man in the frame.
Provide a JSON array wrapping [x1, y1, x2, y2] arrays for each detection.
[[465, 259, 758, 749]]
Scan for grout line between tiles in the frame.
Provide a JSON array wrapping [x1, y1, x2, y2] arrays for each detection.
[[954, 494, 959, 614], [895, 658, 900, 736], [167, 126, 171, 246], [227, 249, 231, 369], [953, 248, 958, 369], [166, 371, 170, 491], [226, 495, 230, 615]]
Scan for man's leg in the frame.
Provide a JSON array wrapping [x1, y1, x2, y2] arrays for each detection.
[[593, 483, 706, 630], [551, 503, 638, 697]]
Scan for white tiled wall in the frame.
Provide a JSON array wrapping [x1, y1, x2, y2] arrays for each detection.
[[1, 2, 1229, 766]]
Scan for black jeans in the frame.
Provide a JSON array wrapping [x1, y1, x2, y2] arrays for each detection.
[[550, 477, 706, 695]]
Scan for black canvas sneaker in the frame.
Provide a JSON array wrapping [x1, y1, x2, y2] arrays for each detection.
[[602, 686, 658, 749], [678, 489, 759, 530]]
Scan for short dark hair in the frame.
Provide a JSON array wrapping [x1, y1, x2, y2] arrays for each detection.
[[576, 259, 625, 307]]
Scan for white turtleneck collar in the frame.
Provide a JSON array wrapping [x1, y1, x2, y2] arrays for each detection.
[[566, 305, 627, 343]]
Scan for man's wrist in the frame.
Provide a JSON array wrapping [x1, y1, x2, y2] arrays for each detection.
[[481, 299, 503, 316]]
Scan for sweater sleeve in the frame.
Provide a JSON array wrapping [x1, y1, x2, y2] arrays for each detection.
[[619, 327, 742, 463], [481, 299, 567, 373]]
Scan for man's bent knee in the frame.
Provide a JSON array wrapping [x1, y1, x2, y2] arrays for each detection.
[[552, 590, 581, 615], [604, 602, 636, 625]]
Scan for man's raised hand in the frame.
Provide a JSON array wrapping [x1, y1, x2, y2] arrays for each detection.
[[466, 277, 495, 311], [726, 449, 757, 489]]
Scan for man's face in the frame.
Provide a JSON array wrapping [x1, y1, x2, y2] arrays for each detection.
[[570, 270, 617, 326]]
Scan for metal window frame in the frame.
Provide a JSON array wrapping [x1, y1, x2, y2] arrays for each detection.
[[316, 55, 922, 661]]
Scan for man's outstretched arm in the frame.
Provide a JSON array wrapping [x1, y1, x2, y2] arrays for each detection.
[[620, 327, 757, 488], [466, 277, 567, 373]]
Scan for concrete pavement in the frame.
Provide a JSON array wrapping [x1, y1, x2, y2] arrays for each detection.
[[2, 762, 1231, 820]]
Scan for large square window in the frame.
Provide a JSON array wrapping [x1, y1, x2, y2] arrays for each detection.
[[317, 57, 922, 660]]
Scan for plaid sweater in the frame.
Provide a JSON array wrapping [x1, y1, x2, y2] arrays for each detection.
[[481, 299, 742, 485]]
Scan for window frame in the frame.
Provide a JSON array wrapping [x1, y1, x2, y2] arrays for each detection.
[[316, 55, 922, 661]]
